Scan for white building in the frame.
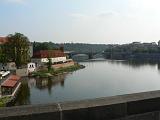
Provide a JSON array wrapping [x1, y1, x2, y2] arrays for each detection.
[[27, 63, 36, 74]]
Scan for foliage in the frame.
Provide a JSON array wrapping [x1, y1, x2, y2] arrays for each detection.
[[4, 33, 30, 68], [31, 64, 85, 78], [47, 58, 52, 72], [31, 71, 49, 78], [32, 42, 109, 53], [0, 53, 7, 64], [105, 43, 160, 54], [0, 96, 12, 107], [33, 41, 58, 52]]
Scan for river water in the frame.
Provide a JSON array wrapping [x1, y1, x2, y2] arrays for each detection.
[[15, 60, 160, 106]]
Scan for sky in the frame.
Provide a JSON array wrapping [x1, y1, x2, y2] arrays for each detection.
[[1, 0, 160, 44]]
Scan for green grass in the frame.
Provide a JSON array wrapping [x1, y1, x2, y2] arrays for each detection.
[[31, 71, 49, 78], [0, 96, 12, 107], [31, 64, 85, 78]]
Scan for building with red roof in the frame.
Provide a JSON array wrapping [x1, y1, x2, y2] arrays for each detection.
[[31, 50, 67, 65], [1, 75, 21, 95]]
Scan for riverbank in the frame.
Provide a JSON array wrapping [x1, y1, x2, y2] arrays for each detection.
[[0, 81, 21, 107], [31, 63, 85, 78], [0, 96, 12, 107]]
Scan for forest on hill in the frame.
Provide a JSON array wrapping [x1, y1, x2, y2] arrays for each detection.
[[33, 42, 109, 53]]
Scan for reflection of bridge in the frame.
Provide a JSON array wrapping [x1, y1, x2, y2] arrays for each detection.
[[65, 51, 105, 59]]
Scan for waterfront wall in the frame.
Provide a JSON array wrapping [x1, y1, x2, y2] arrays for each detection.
[[52, 61, 75, 69], [16, 68, 27, 77], [1, 90, 160, 120]]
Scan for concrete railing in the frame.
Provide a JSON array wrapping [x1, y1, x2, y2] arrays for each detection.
[[1, 90, 160, 120]]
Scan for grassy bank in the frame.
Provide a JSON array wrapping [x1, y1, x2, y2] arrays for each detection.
[[0, 96, 12, 107], [31, 64, 85, 78]]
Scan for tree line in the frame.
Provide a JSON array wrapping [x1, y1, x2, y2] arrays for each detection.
[[0, 33, 30, 68], [33, 42, 109, 53]]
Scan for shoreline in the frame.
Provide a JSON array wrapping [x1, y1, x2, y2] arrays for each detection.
[[30, 63, 85, 78]]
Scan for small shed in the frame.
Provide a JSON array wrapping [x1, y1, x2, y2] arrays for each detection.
[[1, 75, 20, 95]]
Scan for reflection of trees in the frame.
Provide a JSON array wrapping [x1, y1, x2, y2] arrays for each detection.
[[15, 81, 30, 105], [60, 80, 65, 87], [35, 74, 67, 94], [48, 77, 52, 95], [157, 63, 160, 71], [107, 59, 158, 68]]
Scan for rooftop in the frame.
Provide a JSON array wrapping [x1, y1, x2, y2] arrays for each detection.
[[1, 75, 20, 88], [33, 50, 66, 58]]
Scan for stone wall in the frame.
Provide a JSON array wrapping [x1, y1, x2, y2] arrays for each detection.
[[16, 68, 27, 77], [1, 90, 160, 120], [52, 61, 75, 69]]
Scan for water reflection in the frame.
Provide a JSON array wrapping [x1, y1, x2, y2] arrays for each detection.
[[107, 59, 159, 68], [157, 63, 160, 71], [15, 74, 67, 106], [15, 60, 160, 106], [15, 78, 31, 105]]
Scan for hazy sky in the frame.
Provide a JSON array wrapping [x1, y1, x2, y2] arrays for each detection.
[[1, 0, 160, 44]]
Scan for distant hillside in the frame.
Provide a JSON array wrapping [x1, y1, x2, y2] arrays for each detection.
[[33, 42, 109, 53], [62, 43, 109, 53]]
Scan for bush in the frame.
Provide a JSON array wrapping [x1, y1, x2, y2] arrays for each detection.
[[0, 96, 12, 107]]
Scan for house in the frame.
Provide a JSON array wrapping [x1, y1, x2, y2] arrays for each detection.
[[27, 63, 36, 75], [31, 50, 67, 66], [1, 75, 21, 96]]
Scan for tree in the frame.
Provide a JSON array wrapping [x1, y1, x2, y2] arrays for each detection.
[[0, 53, 7, 65], [33, 42, 56, 52], [47, 58, 52, 72], [0, 45, 8, 64], [4, 33, 30, 68]]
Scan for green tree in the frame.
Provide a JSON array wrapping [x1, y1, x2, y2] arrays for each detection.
[[4, 33, 30, 68], [47, 58, 52, 72], [0, 53, 7, 64], [0, 46, 8, 64]]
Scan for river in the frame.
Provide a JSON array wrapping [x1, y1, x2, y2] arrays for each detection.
[[15, 59, 160, 106]]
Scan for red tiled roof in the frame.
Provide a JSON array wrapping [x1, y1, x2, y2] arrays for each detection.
[[33, 50, 66, 58], [0, 37, 8, 45], [1, 80, 17, 87], [1, 75, 20, 87]]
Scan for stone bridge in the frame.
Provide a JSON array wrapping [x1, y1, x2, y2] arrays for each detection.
[[1, 90, 160, 120], [65, 51, 105, 59]]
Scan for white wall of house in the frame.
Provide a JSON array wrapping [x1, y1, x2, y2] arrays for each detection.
[[51, 57, 67, 63], [31, 57, 67, 65], [27, 63, 36, 74]]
